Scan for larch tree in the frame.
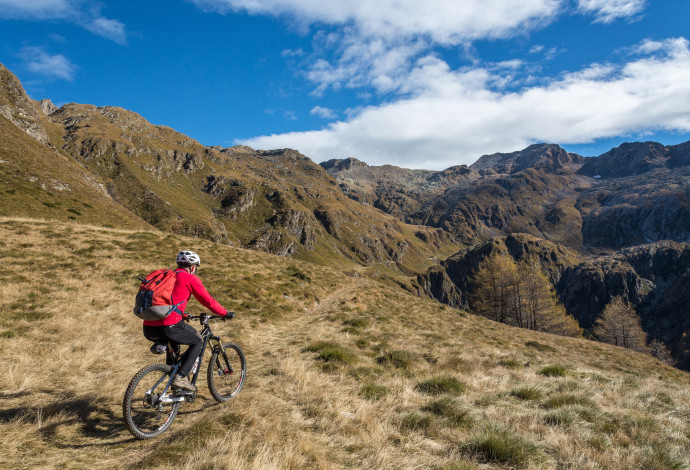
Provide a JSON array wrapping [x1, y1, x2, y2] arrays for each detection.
[[471, 252, 581, 337], [592, 297, 648, 352], [518, 256, 581, 337], [470, 251, 520, 324]]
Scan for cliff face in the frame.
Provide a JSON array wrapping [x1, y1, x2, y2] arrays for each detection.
[[326, 142, 690, 252], [556, 242, 690, 368], [0, 64, 50, 144]]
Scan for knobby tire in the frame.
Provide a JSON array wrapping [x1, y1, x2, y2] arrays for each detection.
[[123, 363, 180, 440], [207, 342, 246, 403]]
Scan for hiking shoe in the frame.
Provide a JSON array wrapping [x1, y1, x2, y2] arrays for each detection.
[[172, 374, 196, 392], [150, 343, 167, 355]]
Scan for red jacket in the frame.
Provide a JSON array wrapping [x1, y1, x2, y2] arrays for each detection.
[[143, 269, 227, 326]]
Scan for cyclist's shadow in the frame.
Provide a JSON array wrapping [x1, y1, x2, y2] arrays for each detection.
[[0, 391, 133, 447]]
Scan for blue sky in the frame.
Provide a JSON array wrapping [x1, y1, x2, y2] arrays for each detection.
[[1, 0, 689, 169]]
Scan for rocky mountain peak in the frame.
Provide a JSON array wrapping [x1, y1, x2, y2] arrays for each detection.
[[579, 141, 670, 178], [320, 157, 369, 172], [0, 62, 50, 144], [470, 143, 583, 175], [36, 98, 58, 115]]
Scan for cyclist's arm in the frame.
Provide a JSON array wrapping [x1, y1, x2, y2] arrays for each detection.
[[189, 276, 228, 316]]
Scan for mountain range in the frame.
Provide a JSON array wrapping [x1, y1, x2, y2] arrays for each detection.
[[2, 60, 690, 369]]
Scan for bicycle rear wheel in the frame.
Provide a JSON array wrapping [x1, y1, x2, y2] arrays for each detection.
[[207, 343, 246, 403], [123, 363, 180, 439]]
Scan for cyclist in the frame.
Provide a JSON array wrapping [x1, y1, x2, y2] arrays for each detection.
[[142, 250, 233, 392]]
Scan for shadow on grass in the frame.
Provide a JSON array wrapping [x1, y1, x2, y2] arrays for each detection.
[[0, 392, 133, 447]]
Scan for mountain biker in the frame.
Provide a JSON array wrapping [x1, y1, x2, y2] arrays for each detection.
[[142, 250, 233, 392]]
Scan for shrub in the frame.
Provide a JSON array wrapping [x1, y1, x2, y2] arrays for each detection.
[[461, 427, 544, 467], [510, 386, 543, 401], [415, 376, 467, 395], [539, 364, 568, 377]]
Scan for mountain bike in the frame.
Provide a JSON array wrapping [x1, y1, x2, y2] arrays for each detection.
[[123, 313, 246, 439]]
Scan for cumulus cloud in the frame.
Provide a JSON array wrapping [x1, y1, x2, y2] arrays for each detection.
[[577, 0, 646, 23], [0, 0, 127, 44], [18, 46, 76, 81], [241, 38, 690, 169], [310, 106, 336, 119], [192, 1, 675, 169], [191, 0, 562, 42]]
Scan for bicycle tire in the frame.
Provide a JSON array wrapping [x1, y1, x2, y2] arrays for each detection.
[[123, 363, 180, 439], [207, 343, 246, 403]]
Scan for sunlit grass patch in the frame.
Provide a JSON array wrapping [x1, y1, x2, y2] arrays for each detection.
[[460, 426, 545, 467], [544, 409, 577, 427], [359, 383, 389, 401], [302, 341, 357, 364], [510, 386, 543, 401], [497, 357, 523, 369], [543, 393, 596, 409], [525, 340, 556, 352], [415, 376, 467, 395], [422, 396, 471, 427], [400, 412, 434, 433], [376, 350, 416, 370], [540, 364, 569, 377]]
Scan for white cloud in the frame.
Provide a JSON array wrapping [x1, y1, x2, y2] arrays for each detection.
[[18, 46, 76, 81], [0, 0, 71, 19], [82, 14, 127, 44], [310, 106, 336, 119], [191, 0, 562, 42], [577, 0, 646, 23], [0, 0, 127, 44], [240, 38, 690, 170]]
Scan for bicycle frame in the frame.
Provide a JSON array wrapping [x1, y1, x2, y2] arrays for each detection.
[[147, 313, 228, 404]]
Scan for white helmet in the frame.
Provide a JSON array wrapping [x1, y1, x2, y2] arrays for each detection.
[[177, 250, 201, 266]]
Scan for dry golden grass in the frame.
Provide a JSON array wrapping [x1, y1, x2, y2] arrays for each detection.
[[1, 217, 689, 469]]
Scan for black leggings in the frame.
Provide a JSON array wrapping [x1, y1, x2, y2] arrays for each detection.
[[143, 321, 202, 377]]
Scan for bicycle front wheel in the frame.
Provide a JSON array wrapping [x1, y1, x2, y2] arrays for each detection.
[[123, 363, 180, 439], [207, 343, 246, 403]]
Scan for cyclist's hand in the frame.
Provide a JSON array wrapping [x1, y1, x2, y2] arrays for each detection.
[[223, 311, 235, 321], [182, 314, 190, 322]]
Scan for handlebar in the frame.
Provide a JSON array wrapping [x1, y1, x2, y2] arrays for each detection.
[[184, 313, 232, 325]]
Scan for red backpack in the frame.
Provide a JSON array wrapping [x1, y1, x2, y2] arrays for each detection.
[[133, 269, 183, 321]]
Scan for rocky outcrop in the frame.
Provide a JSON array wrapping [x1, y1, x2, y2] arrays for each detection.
[[579, 142, 670, 178], [470, 143, 584, 175], [556, 242, 690, 368], [416, 267, 465, 309], [0, 62, 50, 144], [36, 98, 58, 115], [418, 234, 581, 307]]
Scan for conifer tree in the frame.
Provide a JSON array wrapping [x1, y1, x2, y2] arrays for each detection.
[[471, 251, 581, 337], [471, 251, 520, 324], [518, 256, 581, 337], [592, 297, 648, 352]]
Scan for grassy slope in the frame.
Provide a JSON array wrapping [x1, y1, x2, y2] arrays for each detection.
[[1, 219, 689, 469], [0, 115, 150, 230]]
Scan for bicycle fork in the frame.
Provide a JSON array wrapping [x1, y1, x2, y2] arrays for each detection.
[[211, 337, 234, 377]]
